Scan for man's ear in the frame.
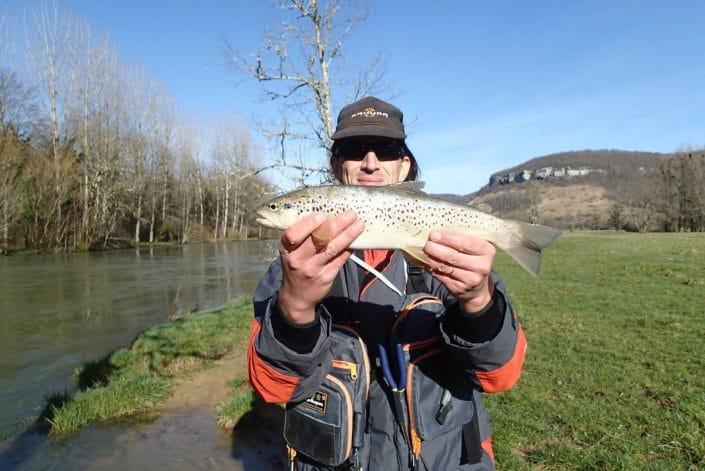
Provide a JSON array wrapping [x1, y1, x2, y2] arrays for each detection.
[[398, 156, 411, 181]]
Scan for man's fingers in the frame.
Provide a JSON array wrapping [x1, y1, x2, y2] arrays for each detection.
[[318, 217, 365, 260], [280, 212, 327, 252], [428, 230, 495, 256], [321, 249, 354, 279], [424, 252, 486, 286], [423, 241, 492, 276], [311, 210, 357, 250]]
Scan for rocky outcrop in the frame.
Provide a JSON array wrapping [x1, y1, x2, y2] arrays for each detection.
[[489, 166, 601, 186]]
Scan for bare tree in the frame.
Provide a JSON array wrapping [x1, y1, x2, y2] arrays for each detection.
[[210, 115, 254, 239], [223, 0, 390, 185], [607, 204, 624, 231], [25, 1, 79, 242], [623, 187, 659, 232]]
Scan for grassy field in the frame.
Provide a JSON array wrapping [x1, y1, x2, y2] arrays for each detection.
[[486, 232, 705, 469], [41, 232, 705, 469]]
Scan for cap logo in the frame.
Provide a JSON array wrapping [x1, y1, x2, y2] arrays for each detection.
[[350, 107, 389, 119]]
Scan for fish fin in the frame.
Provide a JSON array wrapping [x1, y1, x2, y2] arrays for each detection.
[[504, 222, 562, 277], [401, 246, 433, 268], [388, 181, 426, 193]]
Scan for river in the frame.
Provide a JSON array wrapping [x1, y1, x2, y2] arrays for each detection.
[[0, 241, 274, 438]]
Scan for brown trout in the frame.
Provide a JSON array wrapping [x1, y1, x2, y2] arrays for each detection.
[[255, 181, 561, 276]]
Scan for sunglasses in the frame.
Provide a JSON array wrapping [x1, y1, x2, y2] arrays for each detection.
[[333, 139, 406, 161]]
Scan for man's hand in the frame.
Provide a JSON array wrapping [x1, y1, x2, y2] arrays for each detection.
[[423, 230, 496, 314], [277, 211, 364, 325]]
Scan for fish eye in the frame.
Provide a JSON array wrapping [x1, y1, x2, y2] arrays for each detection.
[[269, 203, 277, 210], [283, 203, 292, 209]]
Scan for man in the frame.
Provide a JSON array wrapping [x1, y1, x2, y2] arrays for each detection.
[[248, 97, 526, 470]]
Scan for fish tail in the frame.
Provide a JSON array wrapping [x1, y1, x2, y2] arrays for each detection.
[[502, 222, 562, 277]]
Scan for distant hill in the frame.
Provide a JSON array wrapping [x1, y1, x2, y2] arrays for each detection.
[[488, 149, 668, 179], [467, 149, 673, 229]]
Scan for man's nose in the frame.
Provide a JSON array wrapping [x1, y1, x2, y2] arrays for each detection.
[[361, 151, 380, 171]]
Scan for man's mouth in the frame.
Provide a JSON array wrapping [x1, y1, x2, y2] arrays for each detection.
[[357, 178, 384, 186]]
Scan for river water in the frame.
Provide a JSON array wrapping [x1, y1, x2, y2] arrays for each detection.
[[0, 241, 274, 438]]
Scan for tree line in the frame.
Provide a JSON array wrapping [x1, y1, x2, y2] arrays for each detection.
[[0, 4, 274, 253], [606, 150, 705, 232]]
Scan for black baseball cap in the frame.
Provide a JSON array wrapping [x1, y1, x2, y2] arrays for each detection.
[[331, 96, 406, 140]]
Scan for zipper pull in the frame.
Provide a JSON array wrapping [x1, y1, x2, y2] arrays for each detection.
[[286, 444, 297, 470], [332, 360, 358, 380], [349, 363, 358, 380]]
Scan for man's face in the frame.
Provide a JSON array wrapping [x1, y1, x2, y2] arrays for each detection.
[[333, 137, 411, 186]]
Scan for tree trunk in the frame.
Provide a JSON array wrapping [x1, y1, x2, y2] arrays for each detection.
[[161, 169, 168, 229], [135, 193, 142, 244], [222, 178, 230, 239], [197, 176, 204, 227], [213, 191, 220, 240], [1, 188, 8, 250], [149, 191, 156, 243], [238, 212, 245, 236]]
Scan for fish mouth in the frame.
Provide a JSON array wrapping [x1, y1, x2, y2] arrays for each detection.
[[255, 217, 277, 229], [255, 208, 278, 229]]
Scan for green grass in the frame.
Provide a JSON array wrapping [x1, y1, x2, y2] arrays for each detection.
[[44, 297, 254, 437], [486, 232, 705, 469], [216, 375, 255, 429]]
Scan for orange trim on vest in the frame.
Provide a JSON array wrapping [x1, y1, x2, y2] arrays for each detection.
[[247, 318, 299, 403], [358, 249, 394, 299], [476, 325, 527, 393], [481, 436, 495, 462]]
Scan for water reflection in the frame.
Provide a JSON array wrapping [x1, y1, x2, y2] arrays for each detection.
[[0, 241, 276, 435]]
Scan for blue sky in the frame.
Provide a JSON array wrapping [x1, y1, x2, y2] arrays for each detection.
[[3, 0, 704, 194]]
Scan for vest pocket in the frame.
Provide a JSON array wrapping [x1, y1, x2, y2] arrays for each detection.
[[284, 375, 352, 467], [406, 348, 475, 442], [284, 325, 370, 468]]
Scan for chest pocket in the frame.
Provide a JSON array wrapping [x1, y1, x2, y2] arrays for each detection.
[[284, 324, 370, 469]]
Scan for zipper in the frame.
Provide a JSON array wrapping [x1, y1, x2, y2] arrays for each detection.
[[332, 360, 358, 380], [405, 347, 443, 462], [326, 374, 353, 462], [333, 324, 371, 399]]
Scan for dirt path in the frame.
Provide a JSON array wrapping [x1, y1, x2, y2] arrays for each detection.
[[162, 345, 247, 412]]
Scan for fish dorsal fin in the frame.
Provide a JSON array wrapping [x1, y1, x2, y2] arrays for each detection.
[[474, 202, 493, 214], [388, 181, 426, 194]]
